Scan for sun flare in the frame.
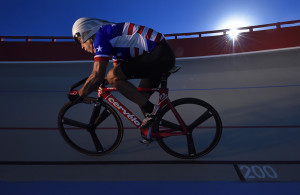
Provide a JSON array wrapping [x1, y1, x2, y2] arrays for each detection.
[[219, 17, 252, 40], [227, 29, 240, 39]]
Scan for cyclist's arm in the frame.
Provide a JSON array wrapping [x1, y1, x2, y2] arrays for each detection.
[[79, 61, 108, 97]]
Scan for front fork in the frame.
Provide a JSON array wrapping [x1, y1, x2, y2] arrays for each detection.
[[89, 101, 101, 126]]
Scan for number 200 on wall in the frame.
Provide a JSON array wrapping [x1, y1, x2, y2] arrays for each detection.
[[240, 165, 278, 179]]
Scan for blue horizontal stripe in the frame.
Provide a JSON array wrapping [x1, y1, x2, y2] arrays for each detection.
[[1, 181, 300, 195], [1, 84, 300, 93], [170, 84, 300, 91]]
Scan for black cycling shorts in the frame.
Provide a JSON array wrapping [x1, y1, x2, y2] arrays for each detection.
[[120, 40, 175, 79]]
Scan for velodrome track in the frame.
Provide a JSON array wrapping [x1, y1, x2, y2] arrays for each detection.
[[0, 46, 300, 193]]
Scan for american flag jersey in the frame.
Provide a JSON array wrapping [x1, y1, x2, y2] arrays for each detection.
[[93, 23, 165, 62]]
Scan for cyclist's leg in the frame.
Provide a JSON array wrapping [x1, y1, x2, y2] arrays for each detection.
[[106, 64, 148, 107], [107, 66, 159, 117]]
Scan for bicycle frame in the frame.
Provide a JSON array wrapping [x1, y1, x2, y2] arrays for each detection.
[[97, 85, 188, 138]]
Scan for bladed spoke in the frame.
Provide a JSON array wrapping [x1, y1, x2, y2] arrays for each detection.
[[94, 108, 111, 126], [189, 110, 213, 130], [186, 133, 197, 157], [89, 130, 104, 152], [160, 119, 183, 131], [62, 117, 89, 129]]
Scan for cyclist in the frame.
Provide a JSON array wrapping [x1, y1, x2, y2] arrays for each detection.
[[70, 17, 175, 129]]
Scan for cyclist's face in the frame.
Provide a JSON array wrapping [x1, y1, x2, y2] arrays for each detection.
[[78, 37, 94, 54]]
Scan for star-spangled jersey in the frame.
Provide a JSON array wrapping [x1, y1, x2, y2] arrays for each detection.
[[93, 22, 165, 62]]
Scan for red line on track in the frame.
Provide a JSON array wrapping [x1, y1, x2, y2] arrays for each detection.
[[0, 125, 299, 130]]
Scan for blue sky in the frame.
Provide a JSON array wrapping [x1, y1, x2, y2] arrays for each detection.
[[0, 0, 300, 36]]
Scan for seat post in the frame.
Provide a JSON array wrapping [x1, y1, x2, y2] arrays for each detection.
[[160, 73, 170, 89], [160, 65, 181, 89]]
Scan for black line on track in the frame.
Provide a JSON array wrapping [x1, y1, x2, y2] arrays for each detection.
[[1, 160, 300, 165]]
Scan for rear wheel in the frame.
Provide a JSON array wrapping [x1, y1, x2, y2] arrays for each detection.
[[153, 98, 222, 159], [57, 98, 123, 156]]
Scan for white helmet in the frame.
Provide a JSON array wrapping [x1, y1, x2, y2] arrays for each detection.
[[72, 17, 112, 43]]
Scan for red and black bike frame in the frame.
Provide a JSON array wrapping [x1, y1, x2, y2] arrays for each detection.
[[98, 85, 188, 137]]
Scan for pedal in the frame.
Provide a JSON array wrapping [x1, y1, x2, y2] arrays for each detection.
[[139, 138, 153, 145]]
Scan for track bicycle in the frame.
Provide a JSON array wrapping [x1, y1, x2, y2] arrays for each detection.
[[57, 66, 222, 159]]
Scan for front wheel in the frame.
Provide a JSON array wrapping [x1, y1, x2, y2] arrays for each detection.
[[57, 98, 124, 156], [153, 98, 222, 159]]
